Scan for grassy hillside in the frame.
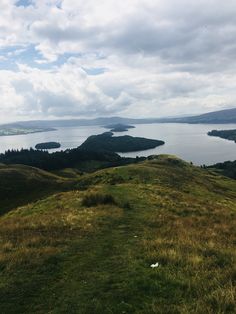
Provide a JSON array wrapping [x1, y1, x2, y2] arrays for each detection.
[[0, 155, 235, 313], [0, 164, 75, 215]]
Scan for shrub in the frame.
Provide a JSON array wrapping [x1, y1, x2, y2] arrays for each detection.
[[123, 201, 132, 210], [77, 180, 90, 191], [81, 193, 116, 207], [108, 174, 125, 185]]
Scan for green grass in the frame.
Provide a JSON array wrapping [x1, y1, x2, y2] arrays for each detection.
[[0, 164, 75, 215], [0, 155, 235, 313]]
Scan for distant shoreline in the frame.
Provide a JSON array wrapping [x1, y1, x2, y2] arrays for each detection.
[[0, 128, 56, 137], [208, 129, 236, 143], [1, 107, 236, 130]]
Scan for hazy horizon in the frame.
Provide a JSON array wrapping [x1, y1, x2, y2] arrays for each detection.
[[0, 107, 235, 126]]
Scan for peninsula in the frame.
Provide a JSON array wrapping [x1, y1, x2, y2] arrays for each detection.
[[0, 127, 55, 137], [208, 129, 236, 142]]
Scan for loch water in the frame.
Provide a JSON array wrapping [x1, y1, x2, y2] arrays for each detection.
[[0, 123, 236, 165]]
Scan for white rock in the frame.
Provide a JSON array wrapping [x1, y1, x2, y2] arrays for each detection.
[[150, 262, 159, 268]]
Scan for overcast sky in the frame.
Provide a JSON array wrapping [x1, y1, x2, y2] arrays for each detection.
[[0, 0, 236, 122]]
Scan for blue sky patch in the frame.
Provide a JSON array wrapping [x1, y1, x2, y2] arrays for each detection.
[[15, 0, 32, 7], [56, 1, 63, 9], [0, 44, 106, 74]]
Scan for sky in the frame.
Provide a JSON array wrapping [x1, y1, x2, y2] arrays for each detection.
[[0, 0, 236, 123]]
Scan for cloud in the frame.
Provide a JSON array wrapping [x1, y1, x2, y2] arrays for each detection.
[[0, 62, 132, 122], [1, 0, 236, 122], [24, 0, 236, 68]]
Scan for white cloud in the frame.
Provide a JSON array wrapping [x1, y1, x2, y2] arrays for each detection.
[[0, 0, 236, 122]]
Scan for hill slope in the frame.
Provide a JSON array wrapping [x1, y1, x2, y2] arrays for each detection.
[[0, 155, 235, 313], [0, 164, 75, 214]]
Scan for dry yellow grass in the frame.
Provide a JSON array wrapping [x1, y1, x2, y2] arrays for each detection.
[[0, 155, 235, 313]]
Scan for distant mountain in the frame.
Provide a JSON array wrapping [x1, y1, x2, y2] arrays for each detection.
[[1, 117, 150, 128], [1, 107, 236, 129], [170, 107, 236, 124]]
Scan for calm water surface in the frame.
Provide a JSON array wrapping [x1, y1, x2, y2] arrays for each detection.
[[0, 123, 236, 165]]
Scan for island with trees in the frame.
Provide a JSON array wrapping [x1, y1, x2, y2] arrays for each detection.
[[104, 123, 135, 132], [208, 129, 236, 142], [35, 142, 61, 150], [79, 132, 165, 152]]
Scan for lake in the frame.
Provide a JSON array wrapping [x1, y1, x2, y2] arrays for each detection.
[[0, 123, 236, 165]]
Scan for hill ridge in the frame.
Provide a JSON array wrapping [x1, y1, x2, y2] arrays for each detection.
[[0, 155, 235, 313]]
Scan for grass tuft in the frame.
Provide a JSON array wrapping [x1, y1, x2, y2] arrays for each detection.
[[81, 192, 117, 207]]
